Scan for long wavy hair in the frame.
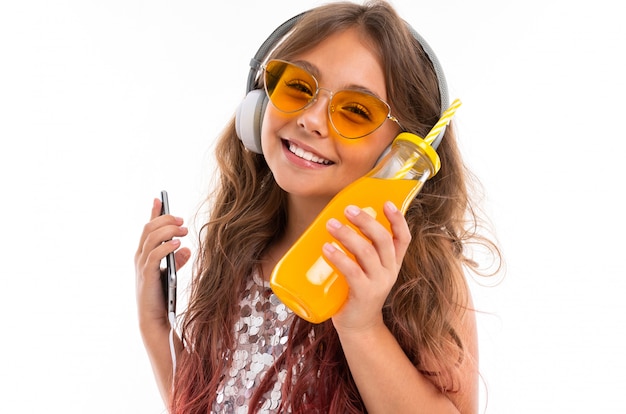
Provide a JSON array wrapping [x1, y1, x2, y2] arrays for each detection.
[[172, 1, 501, 413]]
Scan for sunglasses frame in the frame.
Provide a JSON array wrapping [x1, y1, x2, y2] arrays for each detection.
[[263, 59, 402, 139]]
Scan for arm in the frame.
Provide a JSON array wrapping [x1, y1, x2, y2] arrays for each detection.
[[138, 310, 182, 404], [334, 298, 478, 413], [134, 198, 190, 405], [324, 202, 478, 413]]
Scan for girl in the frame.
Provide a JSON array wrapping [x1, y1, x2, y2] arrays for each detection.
[[135, 1, 500, 413]]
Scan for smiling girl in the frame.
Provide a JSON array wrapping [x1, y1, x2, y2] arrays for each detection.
[[135, 1, 500, 413]]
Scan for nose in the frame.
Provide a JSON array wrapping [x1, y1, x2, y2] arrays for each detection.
[[296, 88, 333, 137]]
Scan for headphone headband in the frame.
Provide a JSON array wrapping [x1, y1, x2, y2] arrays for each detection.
[[245, 12, 307, 93], [404, 24, 449, 149]]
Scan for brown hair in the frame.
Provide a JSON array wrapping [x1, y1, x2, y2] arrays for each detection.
[[172, 1, 500, 413]]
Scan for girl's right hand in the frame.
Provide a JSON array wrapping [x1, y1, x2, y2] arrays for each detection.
[[134, 198, 191, 330]]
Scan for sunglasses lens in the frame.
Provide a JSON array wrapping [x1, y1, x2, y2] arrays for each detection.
[[330, 90, 391, 138], [264, 60, 391, 138], [265, 60, 317, 113]]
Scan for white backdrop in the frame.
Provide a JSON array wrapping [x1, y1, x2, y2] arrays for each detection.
[[1, 1, 624, 413]]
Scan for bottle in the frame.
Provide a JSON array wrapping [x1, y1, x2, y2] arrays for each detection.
[[269, 132, 442, 323]]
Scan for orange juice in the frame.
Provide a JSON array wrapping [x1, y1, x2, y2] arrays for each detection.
[[269, 176, 423, 323]]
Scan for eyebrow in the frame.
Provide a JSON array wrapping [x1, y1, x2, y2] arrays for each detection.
[[291, 59, 385, 99]]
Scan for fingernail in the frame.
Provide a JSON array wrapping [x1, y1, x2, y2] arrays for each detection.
[[345, 205, 360, 217], [385, 201, 398, 212], [323, 242, 337, 254], [327, 218, 342, 229]]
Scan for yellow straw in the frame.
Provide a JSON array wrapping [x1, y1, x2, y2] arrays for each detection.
[[392, 99, 462, 179], [424, 98, 462, 145]]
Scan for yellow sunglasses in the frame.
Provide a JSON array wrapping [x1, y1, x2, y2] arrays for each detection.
[[263, 59, 401, 139]]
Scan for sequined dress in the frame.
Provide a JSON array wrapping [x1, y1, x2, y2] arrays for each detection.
[[212, 271, 295, 414]]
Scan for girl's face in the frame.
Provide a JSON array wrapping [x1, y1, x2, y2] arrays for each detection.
[[261, 28, 399, 204]]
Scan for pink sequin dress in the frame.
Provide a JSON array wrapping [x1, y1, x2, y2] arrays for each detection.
[[212, 271, 295, 413]]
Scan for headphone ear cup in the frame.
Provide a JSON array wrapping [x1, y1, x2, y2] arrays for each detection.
[[235, 89, 268, 154]]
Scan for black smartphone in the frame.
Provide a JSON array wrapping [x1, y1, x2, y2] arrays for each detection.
[[160, 190, 177, 316]]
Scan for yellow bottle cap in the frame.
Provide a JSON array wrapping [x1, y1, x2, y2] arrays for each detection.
[[394, 132, 441, 176]]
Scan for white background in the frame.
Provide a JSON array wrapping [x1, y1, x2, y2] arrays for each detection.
[[1, 1, 624, 412]]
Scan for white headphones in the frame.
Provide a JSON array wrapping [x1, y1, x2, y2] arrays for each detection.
[[235, 11, 449, 155]]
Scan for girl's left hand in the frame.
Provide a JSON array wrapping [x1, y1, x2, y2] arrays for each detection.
[[324, 201, 411, 333]]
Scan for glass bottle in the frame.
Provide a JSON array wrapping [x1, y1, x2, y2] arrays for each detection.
[[270, 132, 441, 323]]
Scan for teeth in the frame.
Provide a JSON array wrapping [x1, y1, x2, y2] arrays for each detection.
[[288, 143, 332, 165]]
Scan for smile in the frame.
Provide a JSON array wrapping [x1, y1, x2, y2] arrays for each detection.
[[286, 141, 333, 165]]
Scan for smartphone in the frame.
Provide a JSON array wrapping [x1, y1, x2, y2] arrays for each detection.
[[160, 190, 177, 316]]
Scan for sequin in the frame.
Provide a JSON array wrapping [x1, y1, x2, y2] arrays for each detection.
[[212, 271, 295, 414]]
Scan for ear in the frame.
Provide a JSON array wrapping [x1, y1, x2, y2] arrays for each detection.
[[235, 89, 267, 154]]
